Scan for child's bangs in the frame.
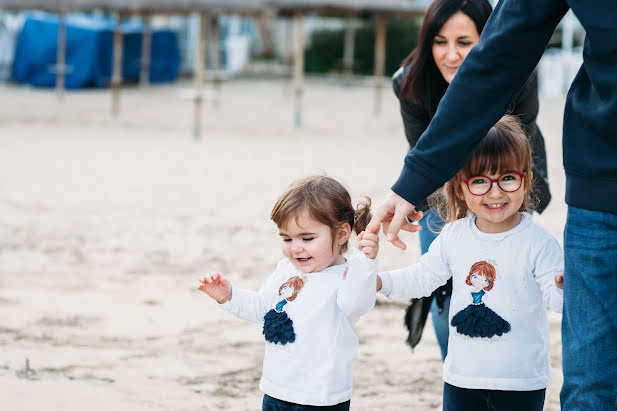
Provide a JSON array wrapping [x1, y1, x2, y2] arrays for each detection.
[[271, 190, 331, 230], [272, 190, 305, 228], [464, 147, 523, 177], [462, 127, 527, 177]]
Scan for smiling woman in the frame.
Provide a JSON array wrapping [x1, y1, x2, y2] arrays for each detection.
[[391, 0, 552, 363], [431, 11, 480, 84]]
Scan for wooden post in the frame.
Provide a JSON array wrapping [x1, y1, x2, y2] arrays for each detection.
[[293, 11, 304, 128], [111, 14, 123, 116], [256, 11, 274, 59], [283, 17, 293, 95], [193, 11, 207, 139], [373, 13, 387, 116], [140, 13, 152, 88], [209, 15, 221, 107], [285, 18, 294, 68], [343, 17, 356, 89], [55, 12, 67, 101]]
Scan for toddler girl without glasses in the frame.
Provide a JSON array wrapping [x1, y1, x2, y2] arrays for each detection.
[[198, 175, 379, 411], [375, 115, 564, 411]]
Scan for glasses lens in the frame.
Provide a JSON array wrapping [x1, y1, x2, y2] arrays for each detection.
[[468, 176, 491, 195], [498, 173, 522, 192]]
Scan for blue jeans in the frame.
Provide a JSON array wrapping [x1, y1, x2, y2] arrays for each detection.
[[262, 394, 350, 411], [419, 208, 449, 360], [561, 206, 617, 410], [443, 382, 545, 411]]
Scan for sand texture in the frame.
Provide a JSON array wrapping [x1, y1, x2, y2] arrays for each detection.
[[0, 77, 566, 410]]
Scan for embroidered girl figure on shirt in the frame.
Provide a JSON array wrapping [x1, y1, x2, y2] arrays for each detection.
[[263, 275, 306, 345], [450, 260, 511, 338]]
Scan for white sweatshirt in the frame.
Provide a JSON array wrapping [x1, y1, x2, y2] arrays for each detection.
[[220, 248, 377, 406], [379, 213, 563, 391]]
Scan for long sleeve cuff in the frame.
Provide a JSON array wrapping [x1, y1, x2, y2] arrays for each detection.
[[218, 283, 236, 312], [550, 285, 564, 314], [378, 272, 393, 297], [392, 163, 442, 208]]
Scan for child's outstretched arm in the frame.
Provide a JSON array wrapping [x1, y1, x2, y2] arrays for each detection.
[[337, 247, 378, 326], [197, 260, 289, 323], [378, 229, 451, 299], [198, 272, 232, 303]]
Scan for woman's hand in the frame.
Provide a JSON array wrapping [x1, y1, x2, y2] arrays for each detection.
[[365, 191, 423, 250], [357, 231, 380, 259], [198, 272, 232, 303]]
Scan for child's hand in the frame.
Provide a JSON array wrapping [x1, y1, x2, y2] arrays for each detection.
[[198, 272, 232, 304], [554, 273, 564, 289], [357, 231, 379, 259]]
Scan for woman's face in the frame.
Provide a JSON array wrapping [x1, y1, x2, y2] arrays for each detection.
[[432, 11, 481, 84]]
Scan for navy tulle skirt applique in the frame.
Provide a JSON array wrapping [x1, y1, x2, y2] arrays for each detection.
[[451, 291, 511, 338], [263, 299, 296, 345]]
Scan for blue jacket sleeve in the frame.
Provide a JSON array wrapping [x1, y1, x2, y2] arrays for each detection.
[[392, 0, 569, 205]]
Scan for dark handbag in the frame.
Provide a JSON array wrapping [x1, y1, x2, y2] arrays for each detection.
[[404, 278, 452, 350], [404, 295, 433, 350]]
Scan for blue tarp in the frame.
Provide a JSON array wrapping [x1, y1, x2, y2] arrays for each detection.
[[12, 12, 180, 88]]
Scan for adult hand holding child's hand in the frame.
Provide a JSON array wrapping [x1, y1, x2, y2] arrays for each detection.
[[365, 191, 423, 250], [198, 273, 232, 304]]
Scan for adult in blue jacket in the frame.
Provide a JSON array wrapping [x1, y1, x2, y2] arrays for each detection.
[[366, 0, 617, 409]]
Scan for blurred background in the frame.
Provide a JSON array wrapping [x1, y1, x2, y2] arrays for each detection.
[[0, 1, 581, 410], [0, 0, 584, 110]]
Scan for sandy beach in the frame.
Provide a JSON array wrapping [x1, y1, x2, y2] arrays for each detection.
[[0, 76, 566, 410]]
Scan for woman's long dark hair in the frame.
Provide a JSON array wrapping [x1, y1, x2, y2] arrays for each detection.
[[399, 0, 492, 104]]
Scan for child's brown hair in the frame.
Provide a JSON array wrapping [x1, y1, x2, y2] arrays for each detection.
[[270, 176, 371, 253], [437, 115, 535, 222]]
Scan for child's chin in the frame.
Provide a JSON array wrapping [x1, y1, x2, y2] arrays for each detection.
[[294, 264, 323, 274], [293, 263, 312, 272]]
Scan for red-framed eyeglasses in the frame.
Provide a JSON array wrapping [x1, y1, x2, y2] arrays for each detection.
[[463, 172, 526, 196]]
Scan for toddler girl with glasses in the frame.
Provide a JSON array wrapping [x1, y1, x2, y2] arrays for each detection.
[[375, 115, 564, 411], [198, 175, 379, 410]]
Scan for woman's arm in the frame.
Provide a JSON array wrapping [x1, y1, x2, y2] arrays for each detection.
[[393, 67, 430, 149], [400, 100, 430, 149]]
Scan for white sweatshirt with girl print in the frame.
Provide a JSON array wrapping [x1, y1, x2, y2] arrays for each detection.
[[379, 213, 563, 391], [220, 248, 377, 406]]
